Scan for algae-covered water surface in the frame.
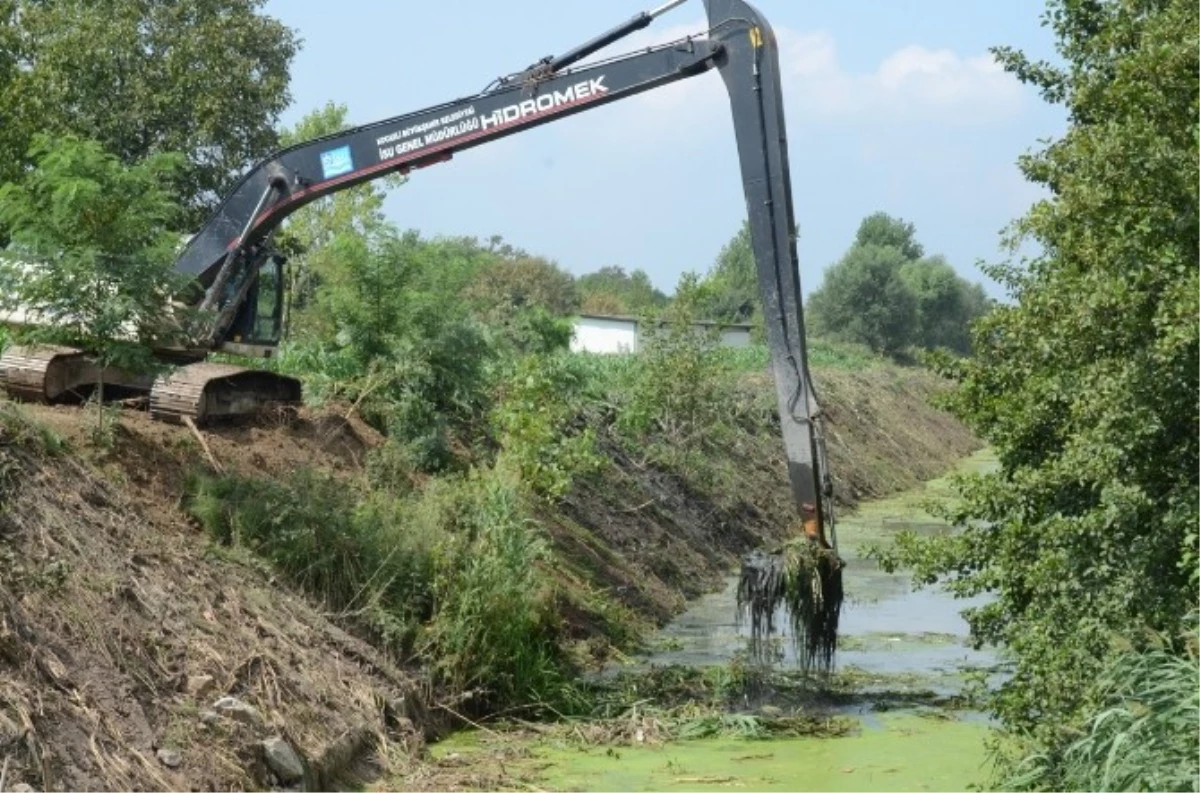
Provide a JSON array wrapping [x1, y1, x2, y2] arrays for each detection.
[[646, 447, 1000, 685], [393, 449, 1003, 792], [428, 712, 992, 792]]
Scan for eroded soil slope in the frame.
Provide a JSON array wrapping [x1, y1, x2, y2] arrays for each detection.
[[0, 414, 422, 792], [547, 365, 982, 628]]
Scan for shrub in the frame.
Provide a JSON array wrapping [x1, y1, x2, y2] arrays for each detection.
[[425, 469, 572, 711], [874, 0, 1198, 743], [0, 134, 190, 435], [617, 278, 736, 450], [490, 352, 602, 500], [805, 243, 918, 357], [185, 469, 437, 649], [187, 465, 575, 711], [1002, 622, 1199, 792]]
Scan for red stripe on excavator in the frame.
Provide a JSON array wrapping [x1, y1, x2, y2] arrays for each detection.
[[225, 91, 607, 252]]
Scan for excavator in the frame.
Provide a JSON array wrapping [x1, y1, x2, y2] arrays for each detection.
[[0, 0, 836, 555]]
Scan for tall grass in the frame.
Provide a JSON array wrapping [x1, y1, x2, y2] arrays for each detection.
[[717, 338, 880, 374], [185, 469, 438, 650], [185, 464, 575, 713], [1002, 623, 1199, 792], [426, 471, 572, 712], [570, 338, 879, 399]]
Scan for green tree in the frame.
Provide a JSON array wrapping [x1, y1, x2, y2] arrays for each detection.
[[279, 228, 498, 472], [465, 253, 579, 321], [899, 255, 992, 355], [619, 273, 735, 453], [576, 265, 666, 315], [0, 135, 187, 431], [491, 352, 601, 500], [0, 0, 299, 228], [275, 102, 401, 338], [316, 231, 414, 365], [698, 219, 760, 322], [806, 243, 918, 356], [874, 0, 1199, 756], [578, 290, 626, 315], [854, 211, 924, 261]]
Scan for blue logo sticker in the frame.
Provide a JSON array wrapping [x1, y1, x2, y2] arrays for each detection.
[[320, 145, 354, 179]]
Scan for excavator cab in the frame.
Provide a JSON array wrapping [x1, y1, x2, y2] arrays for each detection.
[[223, 254, 286, 353]]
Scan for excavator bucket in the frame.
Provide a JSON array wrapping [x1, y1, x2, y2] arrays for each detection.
[[705, 0, 845, 671]]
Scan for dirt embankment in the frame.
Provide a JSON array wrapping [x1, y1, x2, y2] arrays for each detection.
[[546, 366, 982, 629], [0, 411, 426, 792], [0, 363, 978, 790]]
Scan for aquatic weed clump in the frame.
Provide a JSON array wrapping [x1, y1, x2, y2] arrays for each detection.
[[736, 540, 844, 673]]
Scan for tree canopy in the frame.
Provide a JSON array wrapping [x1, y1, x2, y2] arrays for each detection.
[[576, 265, 666, 315], [0, 0, 299, 228], [854, 212, 924, 261], [876, 0, 1199, 759], [274, 102, 397, 339], [899, 255, 992, 356], [697, 219, 760, 322], [465, 253, 579, 322], [807, 212, 990, 357], [0, 135, 188, 428], [806, 243, 919, 356]]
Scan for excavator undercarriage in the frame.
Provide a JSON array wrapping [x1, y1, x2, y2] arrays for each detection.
[[0, 345, 300, 425]]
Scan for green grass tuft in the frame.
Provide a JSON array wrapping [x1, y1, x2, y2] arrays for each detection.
[[1001, 621, 1200, 792]]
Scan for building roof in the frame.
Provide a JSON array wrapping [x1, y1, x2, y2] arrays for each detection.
[[574, 313, 755, 331]]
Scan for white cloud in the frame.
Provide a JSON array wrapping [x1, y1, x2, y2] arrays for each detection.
[[563, 20, 1024, 139], [779, 30, 1023, 121]]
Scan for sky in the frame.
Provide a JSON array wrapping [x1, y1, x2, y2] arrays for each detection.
[[261, 0, 1067, 300]]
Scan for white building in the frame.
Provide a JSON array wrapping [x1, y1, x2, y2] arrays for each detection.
[[569, 313, 754, 355]]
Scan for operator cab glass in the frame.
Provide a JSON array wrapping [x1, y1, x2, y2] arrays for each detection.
[[253, 256, 285, 344], [227, 255, 286, 348]]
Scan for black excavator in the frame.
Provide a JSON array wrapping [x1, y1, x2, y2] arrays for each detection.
[[0, 0, 836, 553]]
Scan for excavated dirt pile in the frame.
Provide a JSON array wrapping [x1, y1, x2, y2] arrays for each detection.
[[0, 408, 424, 792]]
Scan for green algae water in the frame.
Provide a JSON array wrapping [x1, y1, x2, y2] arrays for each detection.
[[395, 449, 1003, 792], [645, 447, 1001, 687], [429, 713, 993, 792]]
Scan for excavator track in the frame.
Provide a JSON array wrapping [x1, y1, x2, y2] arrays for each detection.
[[149, 362, 302, 426], [0, 344, 97, 402], [0, 345, 301, 426]]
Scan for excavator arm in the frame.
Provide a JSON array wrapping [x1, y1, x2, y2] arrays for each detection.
[[1, 0, 835, 551], [180, 36, 725, 338]]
